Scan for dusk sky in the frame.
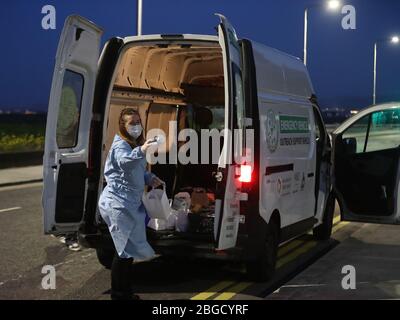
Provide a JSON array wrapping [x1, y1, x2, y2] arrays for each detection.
[[0, 0, 399, 112]]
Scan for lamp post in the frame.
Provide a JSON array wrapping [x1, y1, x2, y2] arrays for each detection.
[[137, 0, 143, 36], [373, 36, 399, 105], [304, 0, 341, 66]]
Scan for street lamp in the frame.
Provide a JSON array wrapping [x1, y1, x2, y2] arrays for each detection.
[[137, 0, 143, 36], [304, 0, 342, 66], [391, 36, 400, 44], [373, 36, 399, 105], [327, 0, 341, 10]]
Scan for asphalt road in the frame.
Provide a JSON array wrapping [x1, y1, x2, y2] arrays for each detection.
[[0, 182, 362, 300]]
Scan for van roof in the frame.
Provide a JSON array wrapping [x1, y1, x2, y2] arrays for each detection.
[[250, 40, 314, 100]]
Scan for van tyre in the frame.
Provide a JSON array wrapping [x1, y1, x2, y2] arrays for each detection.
[[313, 192, 335, 241], [96, 248, 114, 269], [246, 219, 279, 282]]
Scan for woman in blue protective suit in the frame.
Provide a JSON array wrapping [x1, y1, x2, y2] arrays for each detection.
[[98, 108, 163, 300]]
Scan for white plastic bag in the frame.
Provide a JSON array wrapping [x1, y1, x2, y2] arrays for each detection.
[[175, 210, 189, 233], [172, 193, 190, 233], [147, 218, 168, 231], [142, 184, 170, 220], [147, 210, 176, 231]]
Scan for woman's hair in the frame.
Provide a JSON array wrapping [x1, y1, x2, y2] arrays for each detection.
[[118, 108, 145, 148]]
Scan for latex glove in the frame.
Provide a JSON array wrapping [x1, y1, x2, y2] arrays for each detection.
[[141, 139, 155, 154]]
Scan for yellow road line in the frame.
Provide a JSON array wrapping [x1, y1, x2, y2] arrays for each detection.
[[278, 240, 304, 258], [276, 241, 318, 269], [190, 281, 236, 300], [191, 216, 348, 300], [333, 215, 341, 225], [332, 221, 349, 233], [213, 282, 253, 300]]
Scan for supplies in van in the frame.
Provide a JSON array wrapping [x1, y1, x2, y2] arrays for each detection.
[[148, 192, 191, 232], [188, 207, 215, 234], [172, 192, 191, 233], [187, 188, 216, 234], [190, 188, 209, 213], [147, 218, 172, 231]]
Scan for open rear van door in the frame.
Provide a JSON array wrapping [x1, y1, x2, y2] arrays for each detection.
[[332, 104, 400, 225], [214, 14, 247, 250], [42, 15, 103, 234]]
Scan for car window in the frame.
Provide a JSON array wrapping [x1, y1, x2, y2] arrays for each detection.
[[313, 108, 324, 144], [366, 108, 400, 152], [56, 70, 84, 149], [342, 115, 369, 154]]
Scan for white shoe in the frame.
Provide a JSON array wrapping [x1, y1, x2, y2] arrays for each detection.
[[68, 242, 81, 252]]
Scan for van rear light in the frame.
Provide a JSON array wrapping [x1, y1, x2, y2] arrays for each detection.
[[238, 164, 252, 183]]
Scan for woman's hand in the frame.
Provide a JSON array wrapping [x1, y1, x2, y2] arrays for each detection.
[[150, 176, 164, 188], [140, 139, 155, 154]]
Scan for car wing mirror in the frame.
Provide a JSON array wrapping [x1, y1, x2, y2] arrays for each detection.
[[342, 137, 357, 154]]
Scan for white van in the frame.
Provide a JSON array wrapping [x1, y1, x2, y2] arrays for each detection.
[[42, 15, 400, 281]]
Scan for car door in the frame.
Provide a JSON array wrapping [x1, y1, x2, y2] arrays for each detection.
[[214, 14, 248, 250], [42, 15, 103, 234], [312, 104, 331, 218], [332, 105, 400, 224]]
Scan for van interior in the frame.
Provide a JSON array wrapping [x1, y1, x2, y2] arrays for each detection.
[[100, 41, 225, 237]]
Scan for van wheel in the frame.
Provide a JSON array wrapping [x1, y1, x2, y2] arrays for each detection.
[[313, 192, 335, 241], [96, 248, 114, 269], [246, 220, 279, 282]]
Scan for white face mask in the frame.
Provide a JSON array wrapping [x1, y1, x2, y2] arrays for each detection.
[[127, 124, 143, 139]]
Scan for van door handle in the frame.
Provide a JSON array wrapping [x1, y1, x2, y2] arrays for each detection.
[[51, 165, 58, 170]]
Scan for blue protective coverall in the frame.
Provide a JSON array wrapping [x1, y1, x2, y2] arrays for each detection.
[[98, 134, 156, 259]]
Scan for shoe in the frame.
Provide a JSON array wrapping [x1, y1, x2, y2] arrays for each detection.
[[68, 242, 81, 252]]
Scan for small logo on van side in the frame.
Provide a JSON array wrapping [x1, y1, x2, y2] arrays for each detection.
[[266, 110, 279, 153]]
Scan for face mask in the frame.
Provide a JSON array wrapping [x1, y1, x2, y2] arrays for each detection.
[[127, 124, 143, 139]]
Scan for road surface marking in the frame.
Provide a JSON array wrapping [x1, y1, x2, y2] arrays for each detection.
[[281, 283, 327, 288], [332, 221, 349, 233], [333, 215, 340, 224], [0, 182, 42, 192], [276, 241, 318, 269], [191, 217, 348, 300], [213, 282, 253, 300], [278, 240, 304, 258], [191, 281, 236, 300], [0, 207, 22, 213], [191, 238, 307, 300]]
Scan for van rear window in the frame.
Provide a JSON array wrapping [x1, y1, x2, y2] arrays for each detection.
[[56, 70, 84, 149]]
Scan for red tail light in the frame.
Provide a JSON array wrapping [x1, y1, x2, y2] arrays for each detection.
[[238, 164, 252, 183]]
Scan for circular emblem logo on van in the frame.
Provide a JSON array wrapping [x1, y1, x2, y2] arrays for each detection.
[[266, 110, 279, 153]]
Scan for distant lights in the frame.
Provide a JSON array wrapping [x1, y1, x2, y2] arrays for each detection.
[[391, 36, 400, 44]]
